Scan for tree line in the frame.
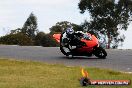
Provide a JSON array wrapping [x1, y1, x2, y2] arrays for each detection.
[[0, 13, 81, 47], [0, 0, 132, 48]]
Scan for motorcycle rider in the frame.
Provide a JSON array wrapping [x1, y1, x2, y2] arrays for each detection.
[[61, 25, 73, 58], [62, 25, 85, 58]]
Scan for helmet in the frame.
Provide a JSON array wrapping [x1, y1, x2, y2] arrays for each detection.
[[66, 28, 74, 35]]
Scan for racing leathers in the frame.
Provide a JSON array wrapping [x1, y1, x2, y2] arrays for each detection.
[[61, 30, 84, 57]]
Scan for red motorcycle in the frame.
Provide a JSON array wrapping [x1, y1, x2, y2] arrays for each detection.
[[53, 31, 107, 58]]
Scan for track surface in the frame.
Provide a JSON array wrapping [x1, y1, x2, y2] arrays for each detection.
[[0, 45, 132, 72]]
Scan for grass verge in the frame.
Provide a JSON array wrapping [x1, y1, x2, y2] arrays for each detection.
[[0, 58, 131, 88]]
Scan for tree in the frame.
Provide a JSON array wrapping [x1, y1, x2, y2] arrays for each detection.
[[0, 33, 34, 46], [10, 28, 21, 34], [34, 32, 46, 46], [50, 21, 83, 34], [22, 13, 38, 39], [34, 32, 59, 47], [41, 34, 59, 47], [78, 0, 132, 48]]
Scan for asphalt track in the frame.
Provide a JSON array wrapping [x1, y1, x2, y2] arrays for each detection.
[[0, 45, 132, 72]]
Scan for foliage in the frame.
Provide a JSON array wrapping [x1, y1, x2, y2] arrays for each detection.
[[0, 13, 60, 47], [34, 32, 59, 47], [22, 13, 38, 39], [41, 34, 59, 47], [78, 0, 132, 48], [50, 21, 83, 34], [10, 13, 38, 39], [10, 28, 22, 34], [0, 33, 34, 46], [34, 32, 46, 46]]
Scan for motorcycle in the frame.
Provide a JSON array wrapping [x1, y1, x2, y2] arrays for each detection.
[[53, 31, 107, 59]]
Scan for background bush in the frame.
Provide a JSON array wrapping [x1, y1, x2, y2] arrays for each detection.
[[0, 33, 34, 46], [40, 34, 59, 47]]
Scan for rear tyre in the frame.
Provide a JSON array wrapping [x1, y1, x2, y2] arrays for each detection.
[[60, 30, 67, 56], [94, 47, 107, 59]]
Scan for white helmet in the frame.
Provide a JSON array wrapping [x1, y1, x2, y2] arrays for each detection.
[[66, 28, 74, 35]]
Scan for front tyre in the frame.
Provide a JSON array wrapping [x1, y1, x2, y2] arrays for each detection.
[[60, 45, 67, 56], [60, 30, 67, 56], [94, 47, 107, 59], [60, 31, 72, 57]]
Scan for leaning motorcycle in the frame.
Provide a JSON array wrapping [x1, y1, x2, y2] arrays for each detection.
[[53, 31, 107, 59]]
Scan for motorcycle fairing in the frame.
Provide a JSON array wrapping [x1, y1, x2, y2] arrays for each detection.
[[53, 33, 99, 53], [53, 32, 107, 58], [53, 34, 61, 43]]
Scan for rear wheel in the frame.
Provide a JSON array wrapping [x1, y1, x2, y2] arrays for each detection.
[[94, 47, 107, 59]]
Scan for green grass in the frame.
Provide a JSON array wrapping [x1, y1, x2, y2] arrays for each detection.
[[0, 58, 131, 88]]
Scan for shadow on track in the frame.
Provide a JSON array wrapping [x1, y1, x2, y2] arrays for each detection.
[[58, 56, 106, 60]]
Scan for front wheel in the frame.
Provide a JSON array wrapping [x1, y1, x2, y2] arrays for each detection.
[[94, 47, 107, 59], [60, 31, 72, 57]]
